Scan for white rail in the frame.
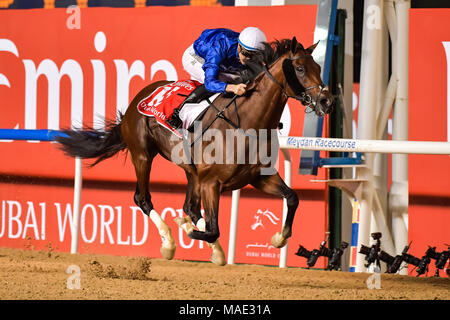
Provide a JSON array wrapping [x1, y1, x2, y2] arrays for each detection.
[[278, 136, 450, 155]]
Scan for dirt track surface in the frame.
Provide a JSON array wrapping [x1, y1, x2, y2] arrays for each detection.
[[0, 247, 448, 300]]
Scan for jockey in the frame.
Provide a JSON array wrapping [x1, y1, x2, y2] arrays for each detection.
[[168, 26, 266, 128], [183, 26, 267, 97]]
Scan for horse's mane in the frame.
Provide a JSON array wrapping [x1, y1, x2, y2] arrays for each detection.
[[254, 38, 303, 66], [241, 39, 303, 83]]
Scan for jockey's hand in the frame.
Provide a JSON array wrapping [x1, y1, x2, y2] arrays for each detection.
[[226, 83, 247, 96]]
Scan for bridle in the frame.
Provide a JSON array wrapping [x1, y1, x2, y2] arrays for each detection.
[[262, 54, 325, 113]]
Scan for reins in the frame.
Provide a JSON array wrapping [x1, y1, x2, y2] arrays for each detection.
[[189, 92, 242, 147]]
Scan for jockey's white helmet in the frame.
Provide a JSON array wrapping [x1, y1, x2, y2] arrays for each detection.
[[238, 27, 267, 51]]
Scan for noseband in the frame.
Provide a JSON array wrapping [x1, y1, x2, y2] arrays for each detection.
[[262, 54, 325, 112]]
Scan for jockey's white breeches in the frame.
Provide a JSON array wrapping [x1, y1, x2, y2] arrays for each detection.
[[182, 45, 205, 84]]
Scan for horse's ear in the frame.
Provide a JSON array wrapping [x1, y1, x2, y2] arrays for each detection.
[[306, 41, 320, 54], [291, 36, 298, 54]]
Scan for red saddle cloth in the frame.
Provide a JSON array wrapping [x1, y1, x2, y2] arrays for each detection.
[[137, 79, 201, 137]]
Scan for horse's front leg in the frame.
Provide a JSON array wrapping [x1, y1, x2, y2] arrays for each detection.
[[180, 172, 203, 224], [187, 181, 226, 266], [251, 172, 299, 248], [174, 172, 200, 236], [175, 178, 226, 266], [195, 217, 226, 266]]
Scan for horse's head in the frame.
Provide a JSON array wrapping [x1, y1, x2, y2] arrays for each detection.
[[281, 37, 334, 117]]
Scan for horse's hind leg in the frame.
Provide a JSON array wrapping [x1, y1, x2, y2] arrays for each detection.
[[130, 148, 176, 260], [251, 172, 299, 248]]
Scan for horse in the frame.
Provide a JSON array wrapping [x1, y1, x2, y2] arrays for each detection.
[[55, 37, 334, 265]]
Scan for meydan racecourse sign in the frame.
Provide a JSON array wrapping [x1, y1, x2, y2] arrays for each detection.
[[280, 136, 450, 155]]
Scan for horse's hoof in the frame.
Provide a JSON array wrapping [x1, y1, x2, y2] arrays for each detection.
[[173, 217, 183, 226], [160, 245, 176, 260], [174, 216, 194, 234], [271, 232, 287, 248], [174, 216, 191, 227], [159, 227, 176, 260], [211, 249, 226, 266]]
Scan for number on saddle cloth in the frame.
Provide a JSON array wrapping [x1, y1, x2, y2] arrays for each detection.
[[137, 80, 202, 132]]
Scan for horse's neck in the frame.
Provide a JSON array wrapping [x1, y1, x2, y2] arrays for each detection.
[[242, 59, 288, 130]]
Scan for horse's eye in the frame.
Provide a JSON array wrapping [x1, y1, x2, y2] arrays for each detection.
[[296, 66, 305, 75]]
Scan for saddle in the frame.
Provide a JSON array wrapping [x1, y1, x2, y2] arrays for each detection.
[[168, 67, 252, 131], [137, 65, 255, 137]]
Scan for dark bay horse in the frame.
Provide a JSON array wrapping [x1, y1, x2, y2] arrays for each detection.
[[56, 37, 333, 265]]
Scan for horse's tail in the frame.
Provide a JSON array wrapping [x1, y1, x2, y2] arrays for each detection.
[[55, 116, 127, 167]]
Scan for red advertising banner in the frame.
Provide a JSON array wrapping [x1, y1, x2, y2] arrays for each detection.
[[408, 9, 450, 274], [409, 9, 450, 196], [0, 5, 325, 188], [0, 6, 328, 268], [0, 181, 326, 267]]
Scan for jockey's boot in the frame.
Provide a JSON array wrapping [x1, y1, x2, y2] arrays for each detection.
[[168, 84, 211, 129]]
